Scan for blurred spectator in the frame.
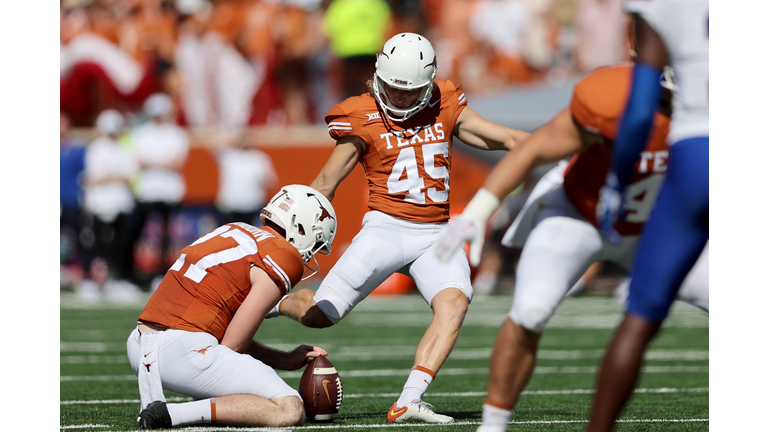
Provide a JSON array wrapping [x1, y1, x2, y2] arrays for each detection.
[[322, 0, 392, 99], [423, 0, 481, 91], [81, 109, 138, 287], [239, 0, 284, 124], [215, 132, 277, 226], [519, 0, 558, 73], [544, 0, 579, 82], [130, 93, 190, 284], [60, 112, 87, 287], [61, 0, 595, 131], [468, 0, 560, 89], [303, 0, 337, 124], [175, 0, 258, 128], [388, 0, 427, 35], [573, 0, 630, 73], [469, 0, 537, 87], [273, 1, 330, 125], [60, 0, 174, 126]]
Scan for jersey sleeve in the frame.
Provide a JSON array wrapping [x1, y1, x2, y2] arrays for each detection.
[[325, 103, 368, 142], [441, 80, 469, 124], [257, 239, 304, 296]]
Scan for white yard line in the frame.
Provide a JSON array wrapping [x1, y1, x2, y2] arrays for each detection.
[[60, 387, 708, 405], [60, 365, 708, 382], [60, 418, 710, 431]]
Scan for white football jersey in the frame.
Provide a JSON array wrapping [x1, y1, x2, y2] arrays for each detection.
[[624, 0, 709, 144]]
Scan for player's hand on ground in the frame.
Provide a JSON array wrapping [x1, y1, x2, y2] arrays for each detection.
[[435, 217, 483, 266], [596, 172, 624, 245], [285, 345, 328, 370]]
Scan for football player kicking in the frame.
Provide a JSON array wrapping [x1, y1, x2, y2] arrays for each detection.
[[434, 61, 708, 431], [268, 32, 530, 424], [126, 185, 336, 429], [589, 0, 709, 429]]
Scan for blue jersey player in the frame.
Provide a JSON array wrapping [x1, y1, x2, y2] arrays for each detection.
[[590, 0, 709, 430]]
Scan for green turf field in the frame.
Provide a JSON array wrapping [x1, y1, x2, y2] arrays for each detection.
[[60, 290, 708, 431]]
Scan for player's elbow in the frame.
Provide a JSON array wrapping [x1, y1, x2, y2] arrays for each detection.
[[509, 129, 531, 150], [220, 337, 250, 354]]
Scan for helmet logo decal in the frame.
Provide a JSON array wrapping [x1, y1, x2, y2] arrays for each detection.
[[311, 196, 336, 222], [320, 205, 335, 222], [424, 55, 437, 69], [378, 48, 389, 60]]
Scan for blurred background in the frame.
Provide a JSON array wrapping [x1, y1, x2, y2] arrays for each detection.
[[60, 0, 633, 301]]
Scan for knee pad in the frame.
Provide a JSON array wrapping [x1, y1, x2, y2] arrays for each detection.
[[509, 306, 551, 334], [314, 299, 343, 325]]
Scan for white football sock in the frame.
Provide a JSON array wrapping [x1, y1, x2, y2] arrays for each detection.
[[166, 398, 216, 426], [266, 295, 290, 318], [480, 400, 513, 428], [396, 366, 434, 408]]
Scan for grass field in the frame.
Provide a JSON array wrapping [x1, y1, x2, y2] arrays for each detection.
[[60, 289, 708, 431]]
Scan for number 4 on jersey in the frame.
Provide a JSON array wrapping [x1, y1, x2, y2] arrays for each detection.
[[387, 142, 449, 204]]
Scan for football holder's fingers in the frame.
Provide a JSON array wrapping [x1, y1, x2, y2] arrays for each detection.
[[311, 347, 328, 357]]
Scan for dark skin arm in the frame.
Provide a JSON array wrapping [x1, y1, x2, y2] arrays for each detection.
[[587, 14, 669, 432], [632, 13, 668, 70]]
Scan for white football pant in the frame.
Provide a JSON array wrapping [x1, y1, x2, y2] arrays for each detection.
[[508, 186, 708, 333], [315, 210, 474, 323], [509, 187, 639, 333], [127, 327, 300, 401]]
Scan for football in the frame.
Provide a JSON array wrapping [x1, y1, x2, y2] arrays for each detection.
[[299, 356, 343, 422]]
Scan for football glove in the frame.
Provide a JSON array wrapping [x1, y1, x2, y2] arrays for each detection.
[[435, 188, 500, 266], [595, 171, 624, 245]]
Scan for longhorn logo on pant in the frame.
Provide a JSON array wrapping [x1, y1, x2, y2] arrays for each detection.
[[192, 345, 213, 357], [143, 361, 155, 372]]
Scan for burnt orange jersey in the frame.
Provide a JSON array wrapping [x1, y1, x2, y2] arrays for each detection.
[[564, 64, 671, 236], [326, 80, 469, 223], [138, 223, 303, 341]]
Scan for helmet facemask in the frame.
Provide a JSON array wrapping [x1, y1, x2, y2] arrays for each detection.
[[296, 216, 334, 281]]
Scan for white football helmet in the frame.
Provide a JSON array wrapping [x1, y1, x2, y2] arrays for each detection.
[[373, 33, 438, 122], [260, 184, 337, 280]]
